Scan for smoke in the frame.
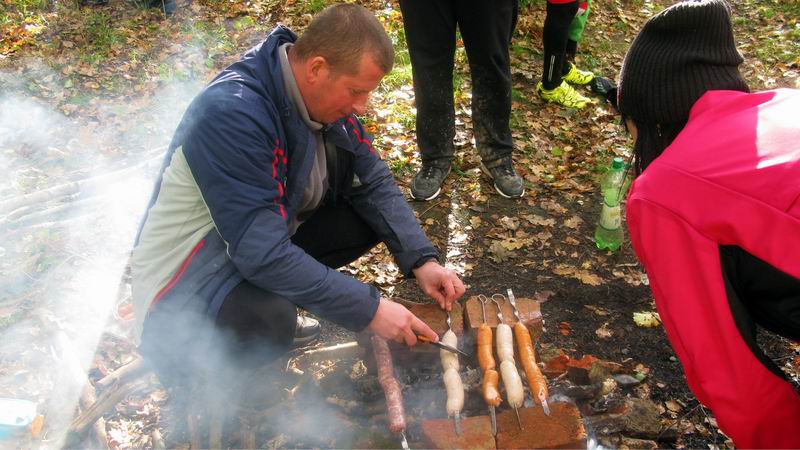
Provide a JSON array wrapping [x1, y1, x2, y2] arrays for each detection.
[[0, 58, 203, 446]]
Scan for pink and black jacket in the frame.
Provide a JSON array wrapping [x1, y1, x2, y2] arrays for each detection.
[[627, 88, 800, 447]]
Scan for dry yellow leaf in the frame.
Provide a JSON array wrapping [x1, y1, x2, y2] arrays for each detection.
[[633, 311, 662, 327]]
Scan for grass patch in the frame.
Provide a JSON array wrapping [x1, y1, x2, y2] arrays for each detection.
[[182, 20, 235, 68]]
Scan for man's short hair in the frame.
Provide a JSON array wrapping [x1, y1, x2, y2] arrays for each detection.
[[293, 3, 394, 76]]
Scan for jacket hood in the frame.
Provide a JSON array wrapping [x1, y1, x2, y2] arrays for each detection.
[[207, 25, 298, 117]]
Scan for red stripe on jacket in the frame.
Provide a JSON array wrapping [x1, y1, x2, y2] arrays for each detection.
[[150, 238, 206, 309], [347, 116, 377, 155], [271, 139, 287, 220]]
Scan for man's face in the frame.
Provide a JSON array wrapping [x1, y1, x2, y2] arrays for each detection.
[[304, 54, 386, 124]]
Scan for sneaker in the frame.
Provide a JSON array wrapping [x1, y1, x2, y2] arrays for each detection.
[[293, 315, 320, 347], [410, 164, 450, 201], [563, 63, 594, 85], [480, 159, 525, 198], [536, 81, 592, 109]]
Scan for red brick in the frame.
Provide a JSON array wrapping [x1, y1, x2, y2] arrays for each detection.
[[421, 415, 495, 449], [496, 403, 586, 449], [464, 295, 543, 340]]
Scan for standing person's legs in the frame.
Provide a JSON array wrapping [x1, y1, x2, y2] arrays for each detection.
[[542, 0, 579, 90], [457, 0, 525, 198], [399, 0, 458, 201], [455, 0, 517, 166], [537, 0, 592, 108], [564, 0, 592, 72]]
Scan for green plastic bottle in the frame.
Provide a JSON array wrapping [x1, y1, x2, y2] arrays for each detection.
[[594, 157, 627, 251]]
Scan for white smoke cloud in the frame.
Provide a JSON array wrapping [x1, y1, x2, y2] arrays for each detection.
[[0, 62, 203, 446]]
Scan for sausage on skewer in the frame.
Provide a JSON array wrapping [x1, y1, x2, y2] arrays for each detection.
[[440, 329, 460, 372], [372, 335, 406, 434], [439, 329, 464, 434], [477, 323, 495, 371], [514, 322, 551, 414], [500, 360, 525, 409]]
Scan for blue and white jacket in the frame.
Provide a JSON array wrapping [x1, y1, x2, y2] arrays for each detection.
[[130, 26, 438, 343]]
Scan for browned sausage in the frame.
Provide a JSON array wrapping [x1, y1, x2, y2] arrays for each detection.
[[372, 335, 406, 433], [514, 322, 549, 406], [482, 368, 502, 407], [477, 323, 495, 371]]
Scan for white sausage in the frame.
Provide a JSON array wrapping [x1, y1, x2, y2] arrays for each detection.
[[443, 367, 464, 416], [500, 360, 524, 408], [496, 323, 514, 363], [439, 330, 460, 371]]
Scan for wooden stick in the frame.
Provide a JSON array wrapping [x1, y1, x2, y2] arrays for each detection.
[[151, 429, 166, 450], [187, 412, 201, 450], [68, 376, 151, 436], [241, 417, 257, 450], [208, 408, 223, 449], [94, 357, 147, 391], [79, 382, 109, 449]]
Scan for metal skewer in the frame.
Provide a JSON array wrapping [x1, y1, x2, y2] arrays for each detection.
[[507, 288, 551, 416], [491, 294, 505, 324], [477, 294, 497, 436], [400, 431, 410, 450], [506, 288, 522, 323], [454, 412, 461, 435]]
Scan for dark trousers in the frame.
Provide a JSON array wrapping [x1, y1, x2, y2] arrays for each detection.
[[542, 1, 580, 89], [140, 201, 379, 391], [399, 0, 518, 169]]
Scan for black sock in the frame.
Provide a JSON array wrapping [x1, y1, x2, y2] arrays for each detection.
[[542, 1, 579, 90]]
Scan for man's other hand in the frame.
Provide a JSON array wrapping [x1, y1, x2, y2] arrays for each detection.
[[412, 260, 465, 311], [367, 298, 438, 346]]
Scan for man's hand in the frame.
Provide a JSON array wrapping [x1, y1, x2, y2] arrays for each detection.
[[367, 298, 438, 346], [412, 260, 465, 311]]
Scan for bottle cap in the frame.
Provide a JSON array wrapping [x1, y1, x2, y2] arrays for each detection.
[[611, 157, 625, 169]]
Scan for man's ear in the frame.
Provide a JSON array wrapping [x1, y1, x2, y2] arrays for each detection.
[[305, 56, 329, 85]]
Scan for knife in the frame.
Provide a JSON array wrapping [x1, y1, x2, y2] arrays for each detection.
[[416, 334, 468, 357]]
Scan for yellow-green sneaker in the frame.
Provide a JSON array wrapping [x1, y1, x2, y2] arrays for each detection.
[[536, 81, 592, 109], [563, 63, 594, 85]]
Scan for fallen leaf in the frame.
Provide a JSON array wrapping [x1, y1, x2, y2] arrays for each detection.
[[665, 399, 683, 413], [488, 241, 514, 263], [584, 304, 610, 316], [563, 215, 583, 229], [522, 214, 556, 227], [633, 311, 661, 328], [553, 265, 604, 286], [595, 322, 613, 339], [499, 215, 520, 231]]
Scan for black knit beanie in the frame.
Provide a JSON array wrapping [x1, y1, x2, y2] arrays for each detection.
[[618, 0, 749, 126]]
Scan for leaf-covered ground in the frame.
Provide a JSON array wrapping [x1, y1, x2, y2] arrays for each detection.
[[1, 0, 799, 448]]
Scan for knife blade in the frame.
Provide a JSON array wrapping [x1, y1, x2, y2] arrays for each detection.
[[416, 334, 469, 357]]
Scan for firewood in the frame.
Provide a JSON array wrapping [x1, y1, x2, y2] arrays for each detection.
[[68, 376, 151, 437], [151, 429, 166, 450], [94, 356, 148, 391]]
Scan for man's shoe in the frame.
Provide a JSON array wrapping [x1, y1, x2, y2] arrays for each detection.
[[410, 165, 450, 201], [480, 159, 525, 198], [293, 315, 320, 347], [563, 63, 595, 85], [536, 81, 592, 109]]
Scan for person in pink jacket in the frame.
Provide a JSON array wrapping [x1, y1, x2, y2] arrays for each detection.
[[616, 1, 800, 447]]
